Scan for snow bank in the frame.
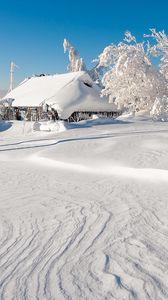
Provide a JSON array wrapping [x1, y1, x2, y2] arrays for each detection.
[[33, 117, 127, 133], [117, 110, 153, 122]]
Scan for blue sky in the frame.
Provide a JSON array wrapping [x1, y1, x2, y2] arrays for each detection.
[[0, 0, 168, 90]]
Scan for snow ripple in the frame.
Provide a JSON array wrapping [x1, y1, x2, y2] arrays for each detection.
[[0, 179, 168, 299]]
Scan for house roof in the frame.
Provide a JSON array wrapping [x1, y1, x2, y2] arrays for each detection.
[[3, 71, 117, 119]]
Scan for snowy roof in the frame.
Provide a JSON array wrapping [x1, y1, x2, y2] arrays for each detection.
[[3, 71, 117, 119]]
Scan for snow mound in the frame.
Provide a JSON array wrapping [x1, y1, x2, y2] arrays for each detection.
[[117, 110, 153, 122], [33, 120, 67, 132]]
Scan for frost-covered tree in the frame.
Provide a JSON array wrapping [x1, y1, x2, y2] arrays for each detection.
[[96, 32, 167, 112], [63, 38, 104, 83], [150, 96, 168, 121], [146, 29, 168, 80], [63, 39, 86, 72]]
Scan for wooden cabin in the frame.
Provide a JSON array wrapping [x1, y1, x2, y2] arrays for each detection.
[[2, 72, 119, 122]]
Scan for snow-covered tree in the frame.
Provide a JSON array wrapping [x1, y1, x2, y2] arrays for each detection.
[[150, 96, 168, 121], [96, 32, 167, 112], [63, 39, 86, 72], [146, 29, 168, 80]]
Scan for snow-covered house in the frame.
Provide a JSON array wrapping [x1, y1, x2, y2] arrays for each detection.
[[3, 71, 118, 121]]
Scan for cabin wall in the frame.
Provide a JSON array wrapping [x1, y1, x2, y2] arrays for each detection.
[[0, 106, 59, 121], [67, 111, 121, 122], [1, 105, 120, 122]]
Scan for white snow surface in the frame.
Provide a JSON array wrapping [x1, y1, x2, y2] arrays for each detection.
[[3, 72, 116, 119], [0, 118, 168, 299]]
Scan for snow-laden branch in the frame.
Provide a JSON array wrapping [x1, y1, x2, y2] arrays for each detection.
[[63, 38, 86, 72], [145, 29, 168, 80]]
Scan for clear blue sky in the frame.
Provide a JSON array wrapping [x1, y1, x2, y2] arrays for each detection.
[[0, 0, 168, 90]]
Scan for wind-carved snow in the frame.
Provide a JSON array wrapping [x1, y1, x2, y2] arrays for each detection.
[[0, 119, 168, 299]]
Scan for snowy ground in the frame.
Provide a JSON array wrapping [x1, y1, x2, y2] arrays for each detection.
[[0, 118, 168, 299]]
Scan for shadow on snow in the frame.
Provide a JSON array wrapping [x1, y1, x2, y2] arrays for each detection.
[[0, 121, 13, 132]]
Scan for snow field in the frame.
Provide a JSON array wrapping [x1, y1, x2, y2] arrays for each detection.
[[0, 119, 168, 299]]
